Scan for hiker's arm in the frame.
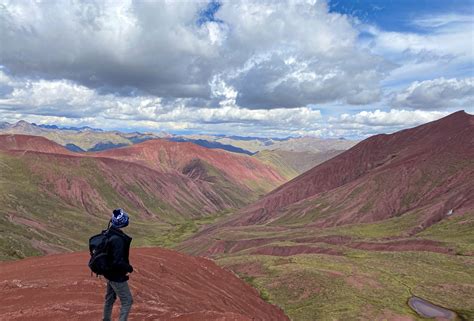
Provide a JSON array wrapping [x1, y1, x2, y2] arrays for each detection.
[[109, 239, 133, 273]]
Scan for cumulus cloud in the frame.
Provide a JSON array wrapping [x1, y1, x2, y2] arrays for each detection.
[[318, 108, 454, 138], [333, 109, 448, 129], [0, 71, 164, 118], [214, 1, 391, 108], [0, 0, 391, 108], [0, 73, 462, 138], [391, 77, 474, 110], [0, 74, 322, 134], [0, 1, 215, 97]]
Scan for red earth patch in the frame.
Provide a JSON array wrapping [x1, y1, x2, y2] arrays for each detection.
[[0, 248, 289, 321]]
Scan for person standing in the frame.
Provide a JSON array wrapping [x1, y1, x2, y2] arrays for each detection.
[[103, 208, 134, 321]]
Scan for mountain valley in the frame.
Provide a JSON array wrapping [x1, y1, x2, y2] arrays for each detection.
[[1, 111, 473, 320]]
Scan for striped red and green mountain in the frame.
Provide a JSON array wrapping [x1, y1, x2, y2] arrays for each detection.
[[180, 111, 474, 261], [95, 139, 284, 194], [219, 110, 474, 230], [0, 134, 285, 260]]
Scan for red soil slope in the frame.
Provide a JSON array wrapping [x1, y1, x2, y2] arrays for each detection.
[[0, 248, 289, 321], [0, 134, 72, 155], [95, 139, 285, 190], [227, 111, 474, 227]]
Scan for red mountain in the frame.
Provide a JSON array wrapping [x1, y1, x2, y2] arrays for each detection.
[[0, 134, 72, 155], [0, 247, 289, 320], [223, 110, 474, 230], [94, 139, 285, 192], [0, 134, 286, 259]]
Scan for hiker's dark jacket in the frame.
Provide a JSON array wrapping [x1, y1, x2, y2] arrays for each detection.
[[104, 226, 133, 282]]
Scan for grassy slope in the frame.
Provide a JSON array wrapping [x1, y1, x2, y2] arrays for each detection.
[[0, 153, 98, 259], [178, 208, 474, 320], [218, 251, 474, 321], [254, 149, 344, 180], [253, 150, 300, 180], [418, 213, 474, 254]]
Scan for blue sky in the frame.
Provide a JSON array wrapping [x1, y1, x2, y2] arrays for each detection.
[[329, 0, 473, 32], [198, 0, 223, 25], [0, 0, 472, 138]]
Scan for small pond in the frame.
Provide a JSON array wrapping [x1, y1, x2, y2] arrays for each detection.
[[408, 296, 457, 320]]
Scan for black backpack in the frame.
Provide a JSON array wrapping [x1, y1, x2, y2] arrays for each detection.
[[88, 223, 111, 276]]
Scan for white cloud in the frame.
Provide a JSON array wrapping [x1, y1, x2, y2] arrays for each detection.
[[391, 77, 474, 110], [0, 0, 216, 97], [0, 76, 323, 134], [334, 109, 449, 127], [361, 13, 474, 86], [10, 80, 95, 107], [367, 14, 473, 59], [0, 76, 165, 118], [411, 14, 473, 29], [1, 78, 465, 138], [215, 1, 391, 108], [0, 0, 391, 108]]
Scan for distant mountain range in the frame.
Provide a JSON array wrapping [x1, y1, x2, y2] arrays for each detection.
[[180, 133, 356, 153], [0, 120, 165, 152], [36, 123, 104, 132], [0, 120, 356, 152], [0, 120, 357, 178], [169, 137, 255, 155]]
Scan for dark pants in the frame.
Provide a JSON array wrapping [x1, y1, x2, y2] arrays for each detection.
[[103, 280, 133, 321]]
